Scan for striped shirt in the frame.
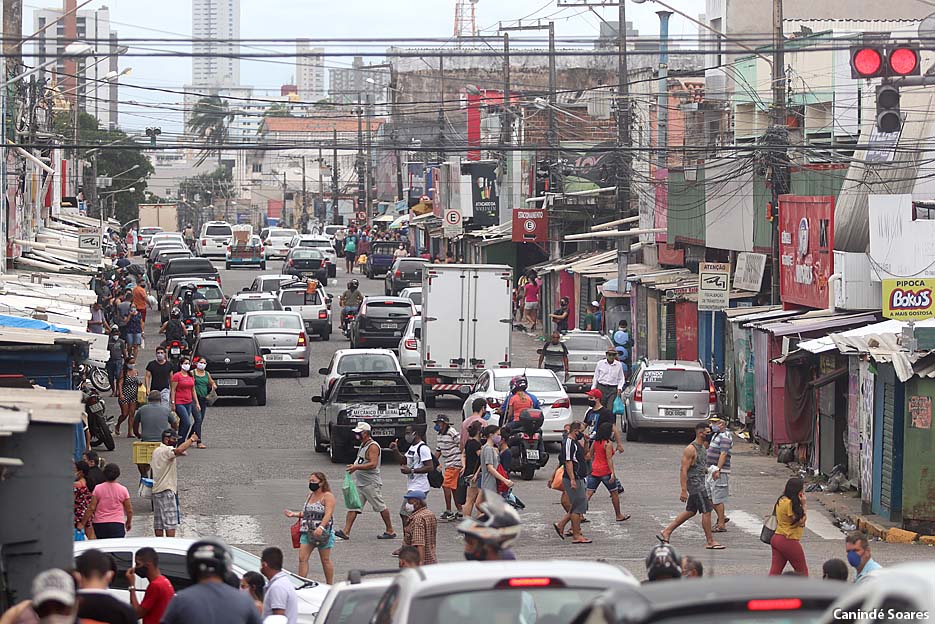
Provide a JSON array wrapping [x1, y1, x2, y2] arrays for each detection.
[[706, 431, 733, 473], [435, 429, 462, 468]]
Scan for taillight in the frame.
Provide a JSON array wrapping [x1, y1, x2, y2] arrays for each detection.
[[486, 397, 501, 409], [404, 338, 418, 350], [496, 578, 563, 589], [254, 355, 264, 369], [318, 310, 328, 319], [709, 377, 717, 404], [155, 263, 163, 269], [174, 299, 180, 306], [224, 316, 231, 329], [424, 376, 439, 385], [215, 276, 221, 284], [747, 599, 802, 612], [551, 397, 570, 409], [297, 332, 307, 346], [633, 377, 644, 402], [201, 239, 207, 245], [287, 260, 294, 267], [170, 341, 180, 347], [394, 270, 401, 278]]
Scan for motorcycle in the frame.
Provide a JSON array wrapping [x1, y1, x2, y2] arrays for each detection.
[[74, 362, 111, 394], [341, 309, 357, 340], [81, 381, 115, 451], [503, 408, 549, 481], [166, 339, 188, 368]]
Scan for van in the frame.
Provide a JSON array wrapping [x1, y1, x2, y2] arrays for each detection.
[[197, 221, 233, 257]]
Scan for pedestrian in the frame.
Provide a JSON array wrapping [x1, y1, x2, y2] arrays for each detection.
[[461, 397, 490, 448], [260, 547, 298, 624], [586, 422, 630, 521], [845, 531, 882, 582], [192, 356, 217, 445], [538, 331, 569, 381], [553, 421, 591, 544], [240, 572, 266, 614], [3, 568, 79, 624], [433, 415, 463, 521], [126, 547, 175, 624], [150, 429, 198, 537], [657, 422, 725, 550], [582, 302, 599, 331], [592, 300, 603, 332], [397, 545, 420, 569], [344, 232, 357, 273], [456, 499, 522, 561], [822, 558, 849, 581], [132, 280, 150, 325], [115, 357, 141, 437], [82, 450, 105, 491], [707, 417, 732, 532], [88, 302, 106, 334], [170, 356, 203, 445], [645, 543, 682, 582], [522, 271, 540, 331], [133, 390, 178, 476], [115, 290, 133, 339], [767, 477, 808, 575], [125, 307, 143, 360], [389, 425, 433, 526], [479, 425, 513, 503], [681, 556, 703, 578], [591, 348, 626, 411], [145, 346, 173, 408], [160, 539, 262, 624], [106, 324, 126, 396], [80, 462, 132, 539], [74, 461, 93, 539], [394, 244, 407, 259], [401, 490, 437, 565], [549, 297, 570, 333], [335, 422, 397, 541], [583, 388, 624, 452], [283, 472, 336, 584], [461, 420, 484, 518]]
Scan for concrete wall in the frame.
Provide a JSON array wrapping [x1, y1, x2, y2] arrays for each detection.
[[726, 0, 927, 35]]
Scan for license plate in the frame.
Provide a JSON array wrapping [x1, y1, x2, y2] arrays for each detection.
[[663, 408, 688, 417], [574, 376, 592, 384], [265, 354, 285, 361], [170, 347, 181, 355], [372, 428, 394, 437], [526, 449, 540, 460], [457, 378, 475, 384], [380, 323, 397, 329], [216, 378, 238, 386]]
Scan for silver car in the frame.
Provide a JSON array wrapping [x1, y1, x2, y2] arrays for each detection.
[[397, 315, 421, 381], [238, 310, 310, 377], [558, 330, 614, 394], [622, 359, 717, 441], [399, 286, 422, 315]]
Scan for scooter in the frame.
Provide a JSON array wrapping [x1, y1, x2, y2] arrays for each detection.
[[81, 381, 115, 451], [504, 408, 549, 481], [166, 339, 189, 368]]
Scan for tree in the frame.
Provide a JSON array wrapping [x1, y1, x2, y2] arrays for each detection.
[[187, 95, 234, 166]]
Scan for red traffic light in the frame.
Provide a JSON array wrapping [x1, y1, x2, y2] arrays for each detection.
[[888, 46, 919, 76], [852, 47, 883, 77]]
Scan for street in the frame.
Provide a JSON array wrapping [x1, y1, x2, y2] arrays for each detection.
[[95, 259, 932, 583]]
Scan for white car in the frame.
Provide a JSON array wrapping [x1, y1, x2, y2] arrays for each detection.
[[318, 348, 404, 399], [818, 561, 935, 624], [197, 221, 233, 257], [313, 575, 394, 624], [138, 226, 163, 251], [223, 292, 283, 330], [147, 232, 185, 254], [74, 538, 329, 624], [398, 316, 421, 382], [461, 368, 573, 442], [398, 286, 422, 315], [262, 227, 299, 259], [291, 235, 337, 277]]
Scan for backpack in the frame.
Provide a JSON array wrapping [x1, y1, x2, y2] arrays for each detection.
[[417, 443, 443, 488]]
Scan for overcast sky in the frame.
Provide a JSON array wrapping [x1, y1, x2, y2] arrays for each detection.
[[23, 0, 705, 133]]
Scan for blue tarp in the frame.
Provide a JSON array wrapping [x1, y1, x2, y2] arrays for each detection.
[[0, 314, 70, 333]]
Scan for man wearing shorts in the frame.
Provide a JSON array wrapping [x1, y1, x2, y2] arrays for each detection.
[[553, 421, 591, 544], [432, 415, 462, 521], [334, 422, 397, 540], [657, 422, 725, 549], [707, 417, 732, 532], [149, 429, 198, 537]]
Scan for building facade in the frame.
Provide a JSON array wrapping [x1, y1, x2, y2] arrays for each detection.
[[329, 56, 390, 105], [192, 0, 241, 87], [296, 40, 326, 102]]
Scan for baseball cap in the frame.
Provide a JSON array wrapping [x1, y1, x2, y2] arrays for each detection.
[[585, 388, 603, 400], [591, 300, 600, 307], [351, 422, 371, 433], [161, 428, 178, 441], [433, 415, 450, 424], [403, 490, 427, 501], [32, 569, 76, 608]]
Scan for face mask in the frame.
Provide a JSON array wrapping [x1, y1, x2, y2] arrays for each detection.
[[181, 363, 191, 372], [492, 435, 502, 445], [308, 482, 320, 492], [403, 502, 415, 513], [134, 565, 148, 577], [482, 411, 491, 421], [434, 424, 441, 433], [607, 356, 615, 362], [128, 364, 136, 370], [575, 432, 584, 440], [588, 399, 597, 407], [464, 549, 485, 561], [847, 550, 863, 568], [156, 354, 166, 362], [197, 362, 207, 371], [404, 432, 415, 444]]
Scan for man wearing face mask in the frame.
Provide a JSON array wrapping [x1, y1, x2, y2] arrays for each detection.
[[389, 425, 433, 511], [583, 388, 624, 453], [335, 422, 397, 541], [145, 347, 173, 407], [401, 491, 437, 565], [75, 548, 137, 624], [706, 417, 732, 533], [457, 498, 522, 561], [591, 348, 626, 411], [126, 547, 174, 624], [845, 531, 882, 582], [149, 429, 198, 537]]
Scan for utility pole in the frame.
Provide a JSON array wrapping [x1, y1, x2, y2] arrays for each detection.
[[390, 66, 404, 202], [615, 1, 631, 290], [301, 155, 308, 229], [332, 128, 340, 224], [437, 54, 445, 163], [548, 22, 556, 149], [281, 171, 287, 227], [317, 146, 324, 222], [356, 97, 365, 220], [501, 32, 512, 224], [365, 94, 373, 223], [768, 0, 788, 305]]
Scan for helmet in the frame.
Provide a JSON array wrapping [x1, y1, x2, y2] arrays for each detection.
[[110, 324, 120, 332], [509, 375, 528, 393], [170, 307, 181, 318], [456, 498, 521, 549], [645, 543, 682, 581], [348, 279, 359, 289], [186, 539, 233, 582]]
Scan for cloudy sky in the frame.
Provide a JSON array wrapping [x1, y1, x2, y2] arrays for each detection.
[[23, 0, 705, 134]]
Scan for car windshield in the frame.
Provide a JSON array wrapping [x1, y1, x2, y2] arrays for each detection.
[[324, 226, 343, 236], [365, 302, 413, 319], [193, 285, 222, 300], [141, 228, 162, 235], [324, 585, 387, 624], [233, 298, 281, 313], [411, 588, 603, 624], [494, 375, 560, 393], [280, 290, 323, 306], [244, 314, 302, 330], [269, 229, 297, 238], [196, 337, 256, 357], [563, 335, 611, 351], [229, 548, 309, 590], [292, 249, 324, 259], [404, 291, 422, 305], [299, 239, 330, 248], [642, 368, 709, 392], [205, 225, 232, 236], [336, 354, 397, 374]]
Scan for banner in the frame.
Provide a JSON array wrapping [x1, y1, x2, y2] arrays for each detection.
[[512, 208, 548, 243], [882, 279, 935, 320], [405, 162, 425, 207], [778, 195, 835, 309], [463, 161, 498, 226]]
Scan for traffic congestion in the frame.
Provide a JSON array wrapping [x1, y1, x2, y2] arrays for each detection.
[[3, 220, 933, 624]]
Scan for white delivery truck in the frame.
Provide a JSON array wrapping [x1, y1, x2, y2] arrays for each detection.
[[420, 264, 513, 407]]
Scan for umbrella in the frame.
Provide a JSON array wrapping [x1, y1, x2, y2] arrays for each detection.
[[374, 214, 395, 223], [388, 215, 410, 230]]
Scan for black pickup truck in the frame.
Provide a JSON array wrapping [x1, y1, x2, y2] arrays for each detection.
[[156, 258, 221, 298], [312, 371, 427, 463]]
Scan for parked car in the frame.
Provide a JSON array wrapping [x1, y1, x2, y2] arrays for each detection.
[[261, 227, 298, 259], [399, 286, 422, 315], [223, 292, 283, 330], [149, 248, 193, 286], [364, 240, 399, 278], [156, 258, 220, 298], [369, 560, 637, 624], [284, 247, 329, 284], [384, 258, 429, 296], [197, 221, 233, 257], [461, 368, 572, 443], [622, 359, 717, 441], [397, 316, 421, 382], [162, 279, 226, 328], [74, 538, 328, 623], [193, 330, 267, 405], [318, 349, 404, 400], [238, 310, 310, 376], [558, 330, 614, 394], [225, 234, 265, 270], [313, 370, 426, 463], [278, 282, 332, 340], [313, 574, 394, 624], [349, 296, 416, 350], [245, 274, 297, 293], [290, 234, 337, 276]]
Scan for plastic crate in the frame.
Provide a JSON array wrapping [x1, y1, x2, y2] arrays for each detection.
[[132, 442, 160, 465]]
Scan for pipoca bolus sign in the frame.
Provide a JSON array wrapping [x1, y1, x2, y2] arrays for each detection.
[[883, 279, 935, 320]]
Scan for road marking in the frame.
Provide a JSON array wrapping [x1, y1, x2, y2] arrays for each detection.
[[726, 510, 766, 538], [805, 507, 844, 540]]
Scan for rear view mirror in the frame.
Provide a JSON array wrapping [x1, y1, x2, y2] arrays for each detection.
[[284, 306, 292, 311], [326, 295, 333, 304], [312, 396, 322, 403], [318, 368, 329, 375]]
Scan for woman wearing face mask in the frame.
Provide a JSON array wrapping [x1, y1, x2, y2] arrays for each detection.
[[115, 358, 141, 436], [461, 421, 484, 518], [170, 357, 202, 444], [240, 571, 265, 614], [73, 461, 94, 539], [479, 425, 513, 500], [768, 477, 808, 576], [191, 357, 216, 447], [284, 472, 335, 583]]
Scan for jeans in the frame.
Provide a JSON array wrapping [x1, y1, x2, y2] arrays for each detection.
[[175, 401, 201, 439], [106, 359, 122, 389], [196, 398, 208, 438], [769, 533, 808, 576]]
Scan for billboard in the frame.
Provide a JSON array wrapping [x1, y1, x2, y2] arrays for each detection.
[[462, 160, 498, 226], [882, 279, 935, 320], [512, 208, 549, 243], [778, 195, 834, 309]]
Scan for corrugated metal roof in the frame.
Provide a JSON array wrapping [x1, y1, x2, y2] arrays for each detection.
[[756, 312, 878, 336], [798, 318, 935, 354], [0, 387, 83, 425]]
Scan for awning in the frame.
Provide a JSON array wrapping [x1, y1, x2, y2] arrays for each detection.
[[797, 318, 935, 354], [373, 214, 395, 223], [389, 214, 410, 230], [758, 312, 879, 337]]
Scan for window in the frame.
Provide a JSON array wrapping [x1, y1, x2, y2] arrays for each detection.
[[234, 299, 282, 313], [641, 368, 709, 392], [398, 260, 429, 272], [281, 290, 322, 306], [245, 314, 302, 330], [404, 291, 422, 306], [324, 586, 388, 624], [493, 375, 560, 393], [563, 334, 612, 351], [291, 249, 324, 260], [336, 354, 398, 374], [476, 373, 490, 392], [411, 588, 603, 624], [364, 302, 413, 319], [298, 239, 330, 248], [252, 162, 262, 173], [205, 225, 232, 236], [197, 337, 257, 357], [195, 285, 223, 300], [159, 553, 194, 591], [76, 551, 132, 590]]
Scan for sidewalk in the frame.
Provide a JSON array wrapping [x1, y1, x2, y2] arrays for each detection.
[[815, 489, 935, 546]]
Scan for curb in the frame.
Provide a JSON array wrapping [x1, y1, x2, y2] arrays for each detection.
[[828, 503, 935, 546]]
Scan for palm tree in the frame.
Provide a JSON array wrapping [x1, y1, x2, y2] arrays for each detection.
[[187, 95, 234, 166]]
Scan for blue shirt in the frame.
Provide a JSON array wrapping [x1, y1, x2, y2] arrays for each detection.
[[856, 558, 882, 582]]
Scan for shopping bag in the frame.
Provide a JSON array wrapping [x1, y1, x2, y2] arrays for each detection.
[[612, 395, 626, 415], [343, 473, 362, 511], [549, 465, 565, 490], [74, 528, 86, 542], [137, 477, 153, 500], [137, 384, 148, 404]]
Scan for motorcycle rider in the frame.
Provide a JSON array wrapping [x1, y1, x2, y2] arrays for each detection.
[[456, 498, 521, 561], [339, 279, 364, 331], [178, 286, 205, 342], [183, 223, 195, 251], [160, 307, 188, 348], [500, 376, 540, 426]]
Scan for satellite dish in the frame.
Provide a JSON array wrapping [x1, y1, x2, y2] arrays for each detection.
[[919, 11, 935, 48]]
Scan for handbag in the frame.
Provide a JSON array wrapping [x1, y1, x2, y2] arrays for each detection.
[[343, 473, 362, 511], [417, 443, 444, 488], [760, 501, 779, 545], [74, 528, 86, 542], [549, 465, 565, 491], [290, 520, 301, 549], [206, 387, 219, 406], [496, 464, 511, 494]]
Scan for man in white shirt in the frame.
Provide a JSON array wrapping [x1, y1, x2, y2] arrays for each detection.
[[591, 348, 627, 409], [261, 547, 298, 624]]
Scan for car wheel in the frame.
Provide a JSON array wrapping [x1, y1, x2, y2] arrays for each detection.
[[328, 427, 350, 463], [424, 391, 436, 408], [256, 385, 268, 406], [625, 417, 639, 442], [521, 464, 536, 481], [260, 262, 267, 270], [300, 363, 310, 378], [314, 420, 327, 453], [225, 261, 231, 270], [320, 328, 330, 342]]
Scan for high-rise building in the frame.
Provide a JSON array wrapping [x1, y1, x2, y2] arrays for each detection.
[[33, 5, 121, 129], [296, 40, 326, 102], [192, 0, 240, 86], [329, 56, 389, 106]]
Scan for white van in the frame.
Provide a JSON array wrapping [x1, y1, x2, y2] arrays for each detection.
[[197, 221, 233, 257]]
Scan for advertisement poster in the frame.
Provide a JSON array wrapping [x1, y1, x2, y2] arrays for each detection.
[[778, 195, 835, 309], [463, 161, 499, 226], [405, 162, 425, 207], [909, 395, 932, 430], [512, 208, 549, 243], [882, 278, 935, 320]]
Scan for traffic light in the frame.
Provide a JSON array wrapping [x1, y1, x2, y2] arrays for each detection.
[[876, 84, 902, 133], [850, 43, 920, 79], [145, 127, 161, 146]]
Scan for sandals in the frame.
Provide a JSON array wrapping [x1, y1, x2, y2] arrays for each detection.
[[552, 523, 565, 540], [713, 527, 728, 533], [334, 530, 349, 540], [377, 532, 397, 540], [706, 544, 726, 550], [571, 539, 593, 544], [656, 533, 669, 544], [616, 515, 631, 522]]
